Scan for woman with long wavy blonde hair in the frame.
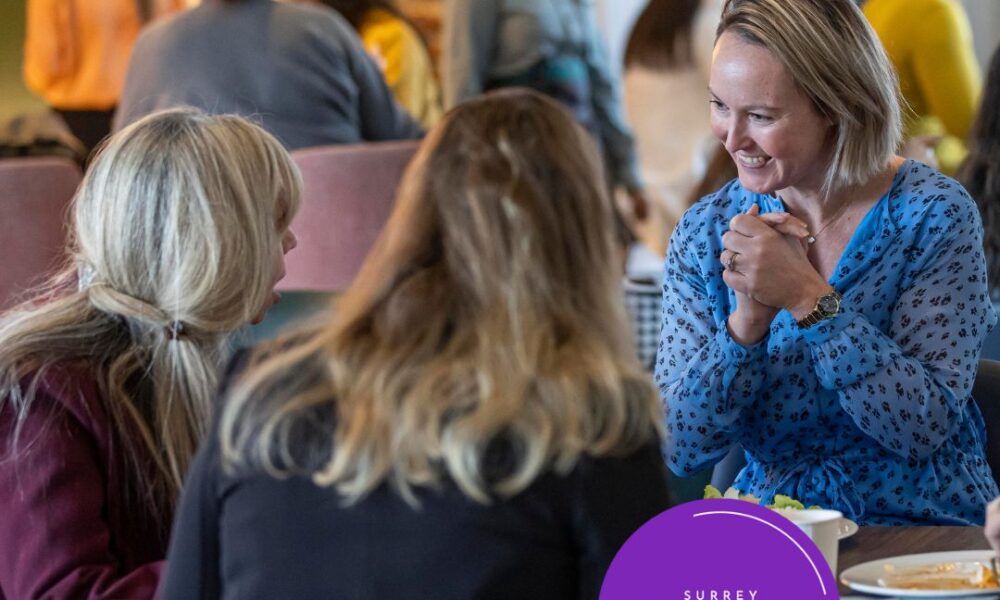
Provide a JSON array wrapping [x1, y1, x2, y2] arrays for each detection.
[[0, 108, 299, 599], [160, 89, 670, 599]]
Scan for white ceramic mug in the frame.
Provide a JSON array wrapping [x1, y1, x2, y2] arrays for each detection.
[[780, 508, 843, 575]]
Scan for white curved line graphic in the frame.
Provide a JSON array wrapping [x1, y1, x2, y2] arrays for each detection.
[[692, 510, 828, 596]]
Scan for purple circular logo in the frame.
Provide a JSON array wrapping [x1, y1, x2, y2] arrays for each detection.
[[601, 499, 838, 599]]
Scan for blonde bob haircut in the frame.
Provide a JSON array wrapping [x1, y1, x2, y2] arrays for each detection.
[[718, 0, 903, 194], [221, 89, 662, 505], [0, 108, 300, 524]]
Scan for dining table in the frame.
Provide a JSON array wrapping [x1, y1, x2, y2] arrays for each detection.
[[838, 526, 993, 597]]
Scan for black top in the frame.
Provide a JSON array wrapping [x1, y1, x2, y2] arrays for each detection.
[[160, 404, 670, 599]]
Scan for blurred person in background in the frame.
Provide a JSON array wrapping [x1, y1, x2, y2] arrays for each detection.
[[115, 0, 423, 149], [622, 0, 728, 256], [23, 0, 187, 152], [159, 90, 670, 599], [309, 0, 443, 128], [859, 0, 982, 175], [442, 0, 649, 222], [958, 43, 1000, 301], [0, 109, 299, 599], [617, 0, 734, 379]]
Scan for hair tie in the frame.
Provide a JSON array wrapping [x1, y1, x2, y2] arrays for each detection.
[[165, 320, 188, 341], [77, 261, 98, 291]]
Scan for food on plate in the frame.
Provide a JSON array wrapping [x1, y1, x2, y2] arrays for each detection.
[[703, 485, 819, 510], [878, 561, 1000, 590]]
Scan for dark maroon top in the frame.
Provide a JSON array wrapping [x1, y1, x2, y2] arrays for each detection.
[[0, 367, 169, 599]]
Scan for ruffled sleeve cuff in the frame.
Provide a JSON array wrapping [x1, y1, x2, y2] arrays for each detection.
[[715, 321, 768, 362], [798, 309, 854, 347], [713, 324, 769, 414]]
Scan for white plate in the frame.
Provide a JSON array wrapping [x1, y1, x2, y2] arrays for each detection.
[[840, 517, 859, 540], [840, 550, 1000, 597]]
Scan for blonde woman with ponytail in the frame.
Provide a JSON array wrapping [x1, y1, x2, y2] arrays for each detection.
[[160, 89, 670, 600], [0, 108, 299, 599]]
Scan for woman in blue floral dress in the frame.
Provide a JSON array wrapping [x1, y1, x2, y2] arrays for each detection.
[[656, 0, 998, 525]]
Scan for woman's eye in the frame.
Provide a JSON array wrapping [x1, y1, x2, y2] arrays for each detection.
[[748, 112, 772, 123], [709, 99, 727, 111]]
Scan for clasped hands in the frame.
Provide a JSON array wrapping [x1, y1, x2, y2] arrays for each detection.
[[720, 204, 834, 346]]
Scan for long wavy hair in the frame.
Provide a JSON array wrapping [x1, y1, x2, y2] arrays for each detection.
[[221, 89, 662, 505], [0, 109, 300, 525], [958, 44, 1000, 296]]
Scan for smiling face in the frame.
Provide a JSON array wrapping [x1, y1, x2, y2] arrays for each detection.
[[709, 31, 834, 198]]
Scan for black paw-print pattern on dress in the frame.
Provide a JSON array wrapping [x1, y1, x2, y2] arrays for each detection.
[[655, 160, 999, 525]]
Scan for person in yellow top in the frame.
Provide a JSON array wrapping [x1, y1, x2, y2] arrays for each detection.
[[314, 0, 442, 129], [23, 0, 187, 151], [859, 0, 982, 175]]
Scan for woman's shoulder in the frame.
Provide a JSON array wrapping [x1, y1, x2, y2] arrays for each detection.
[[889, 159, 979, 231], [26, 364, 103, 425], [1, 363, 107, 454], [894, 158, 971, 194]]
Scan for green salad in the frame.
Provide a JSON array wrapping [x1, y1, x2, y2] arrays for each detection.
[[703, 485, 820, 510]]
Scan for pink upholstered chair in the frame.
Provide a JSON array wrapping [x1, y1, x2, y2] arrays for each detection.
[[282, 141, 420, 292], [0, 157, 81, 311]]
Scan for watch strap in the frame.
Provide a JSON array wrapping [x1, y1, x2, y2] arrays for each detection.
[[796, 290, 842, 329]]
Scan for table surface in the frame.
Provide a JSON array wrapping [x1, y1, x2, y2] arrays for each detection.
[[838, 526, 992, 596]]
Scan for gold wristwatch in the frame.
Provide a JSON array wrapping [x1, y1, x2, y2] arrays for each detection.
[[796, 290, 842, 328]]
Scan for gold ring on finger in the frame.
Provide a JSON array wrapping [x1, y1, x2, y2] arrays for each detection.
[[724, 252, 739, 271]]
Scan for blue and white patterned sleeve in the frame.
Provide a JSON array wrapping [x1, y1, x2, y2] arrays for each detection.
[[801, 191, 997, 461], [655, 211, 770, 476]]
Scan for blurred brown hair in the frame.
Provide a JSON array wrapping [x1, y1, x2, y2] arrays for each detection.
[[625, 0, 701, 70]]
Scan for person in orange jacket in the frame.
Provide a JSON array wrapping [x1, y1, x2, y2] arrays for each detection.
[[23, 0, 187, 151]]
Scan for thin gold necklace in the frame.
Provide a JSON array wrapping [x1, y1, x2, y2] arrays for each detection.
[[806, 200, 852, 245]]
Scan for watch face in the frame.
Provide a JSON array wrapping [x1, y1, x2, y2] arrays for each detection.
[[817, 293, 841, 317]]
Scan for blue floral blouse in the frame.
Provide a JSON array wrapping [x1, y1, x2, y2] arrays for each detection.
[[655, 160, 999, 525]]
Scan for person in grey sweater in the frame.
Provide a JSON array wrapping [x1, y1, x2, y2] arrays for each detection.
[[114, 0, 423, 149]]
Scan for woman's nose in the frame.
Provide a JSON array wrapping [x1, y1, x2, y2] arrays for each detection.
[[723, 119, 749, 154], [283, 229, 298, 254]]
